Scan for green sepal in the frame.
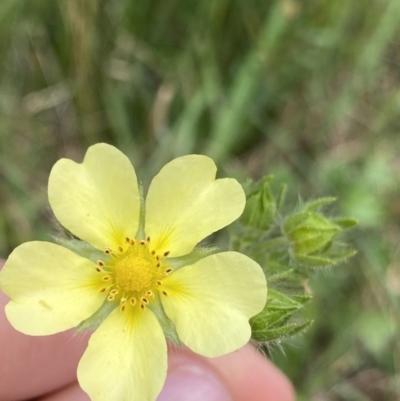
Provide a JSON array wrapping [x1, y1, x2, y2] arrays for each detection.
[[276, 183, 287, 211], [166, 246, 219, 271], [252, 320, 314, 342], [302, 197, 336, 211], [148, 295, 182, 346], [295, 249, 357, 267], [268, 269, 295, 283], [250, 290, 302, 334], [332, 217, 358, 228], [257, 309, 295, 329], [291, 294, 313, 304], [263, 289, 304, 311], [54, 237, 106, 263], [135, 180, 146, 240], [75, 295, 182, 347], [295, 254, 339, 267], [250, 289, 311, 342], [328, 249, 358, 261], [75, 299, 117, 333]]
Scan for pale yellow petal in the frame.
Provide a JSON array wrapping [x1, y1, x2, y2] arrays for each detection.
[[48, 143, 140, 252], [78, 306, 167, 401], [160, 252, 267, 357], [0, 242, 106, 335], [145, 155, 245, 256]]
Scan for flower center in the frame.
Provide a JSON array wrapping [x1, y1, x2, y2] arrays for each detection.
[[115, 254, 156, 293], [95, 237, 173, 312]]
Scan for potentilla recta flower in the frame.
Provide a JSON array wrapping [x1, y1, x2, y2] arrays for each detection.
[[0, 143, 267, 401]]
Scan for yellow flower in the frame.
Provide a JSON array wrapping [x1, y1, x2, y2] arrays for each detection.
[[0, 144, 267, 401]]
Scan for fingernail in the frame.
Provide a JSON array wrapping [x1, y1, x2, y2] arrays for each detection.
[[157, 359, 234, 401]]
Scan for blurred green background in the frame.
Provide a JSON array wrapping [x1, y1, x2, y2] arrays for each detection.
[[0, 0, 399, 399]]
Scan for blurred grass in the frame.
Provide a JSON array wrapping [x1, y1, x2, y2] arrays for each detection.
[[0, 0, 400, 399]]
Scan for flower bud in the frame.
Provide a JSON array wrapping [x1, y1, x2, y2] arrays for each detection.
[[283, 211, 341, 257], [241, 177, 278, 231]]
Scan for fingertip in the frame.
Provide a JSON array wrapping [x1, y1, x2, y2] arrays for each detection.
[[207, 344, 295, 401], [38, 383, 91, 401], [165, 344, 295, 401]]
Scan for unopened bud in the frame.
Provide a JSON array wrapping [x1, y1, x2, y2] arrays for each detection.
[[283, 211, 340, 256]]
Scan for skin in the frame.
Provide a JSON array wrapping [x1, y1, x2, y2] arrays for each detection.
[[0, 260, 295, 401]]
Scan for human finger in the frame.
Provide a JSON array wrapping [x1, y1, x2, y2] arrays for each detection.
[[208, 344, 295, 401]]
